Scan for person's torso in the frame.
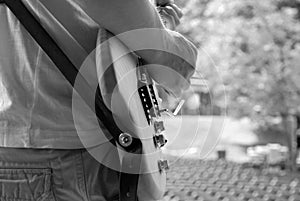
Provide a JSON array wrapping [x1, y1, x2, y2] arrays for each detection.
[[0, 0, 103, 148]]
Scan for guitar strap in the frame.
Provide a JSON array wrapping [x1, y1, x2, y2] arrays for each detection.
[[1, 0, 142, 200]]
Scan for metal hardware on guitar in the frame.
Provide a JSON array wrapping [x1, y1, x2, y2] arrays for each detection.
[[153, 121, 167, 148], [158, 160, 169, 172], [119, 133, 133, 147], [137, 71, 163, 124], [154, 121, 165, 133], [138, 84, 155, 124], [159, 99, 186, 117], [158, 108, 173, 117], [137, 69, 169, 151], [173, 99, 185, 115], [154, 134, 167, 148]]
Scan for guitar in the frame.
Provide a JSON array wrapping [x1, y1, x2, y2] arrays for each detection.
[[94, 1, 182, 200], [96, 29, 169, 200]]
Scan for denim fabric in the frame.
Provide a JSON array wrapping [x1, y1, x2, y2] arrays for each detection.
[[0, 147, 119, 201]]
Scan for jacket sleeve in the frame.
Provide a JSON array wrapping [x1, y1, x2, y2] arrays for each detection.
[[80, 0, 164, 34]]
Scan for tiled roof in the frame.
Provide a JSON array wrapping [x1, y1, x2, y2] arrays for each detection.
[[163, 158, 300, 201]]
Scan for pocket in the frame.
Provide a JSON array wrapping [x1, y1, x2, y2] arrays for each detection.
[[0, 168, 54, 201]]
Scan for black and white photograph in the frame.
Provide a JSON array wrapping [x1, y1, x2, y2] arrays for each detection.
[[0, 0, 299, 200]]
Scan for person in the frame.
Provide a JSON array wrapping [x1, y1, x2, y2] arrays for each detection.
[[0, 0, 197, 200]]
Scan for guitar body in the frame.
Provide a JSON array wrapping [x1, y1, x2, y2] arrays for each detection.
[[96, 29, 168, 200]]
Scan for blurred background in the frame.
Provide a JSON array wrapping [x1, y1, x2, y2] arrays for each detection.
[[161, 0, 300, 200]]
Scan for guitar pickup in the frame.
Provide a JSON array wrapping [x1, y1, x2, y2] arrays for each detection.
[[154, 134, 167, 148], [154, 121, 165, 133], [138, 85, 154, 125], [158, 160, 169, 172], [148, 85, 160, 111]]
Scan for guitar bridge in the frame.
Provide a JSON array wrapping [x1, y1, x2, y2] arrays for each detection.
[[148, 84, 160, 112]]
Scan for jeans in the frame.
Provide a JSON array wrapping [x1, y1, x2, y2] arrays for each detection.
[[0, 147, 120, 201]]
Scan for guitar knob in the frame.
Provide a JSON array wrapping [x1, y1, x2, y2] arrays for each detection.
[[154, 121, 165, 133], [158, 160, 169, 172], [154, 134, 167, 148]]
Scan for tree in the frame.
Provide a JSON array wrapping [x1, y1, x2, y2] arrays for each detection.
[[177, 0, 300, 132]]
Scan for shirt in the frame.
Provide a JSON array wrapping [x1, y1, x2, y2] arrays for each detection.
[[0, 0, 165, 148], [0, 0, 99, 148], [0, 0, 195, 149]]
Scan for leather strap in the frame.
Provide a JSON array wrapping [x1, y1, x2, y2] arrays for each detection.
[[120, 153, 141, 201], [2, 0, 142, 200]]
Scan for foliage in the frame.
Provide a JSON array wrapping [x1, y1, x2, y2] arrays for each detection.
[[177, 0, 300, 126]]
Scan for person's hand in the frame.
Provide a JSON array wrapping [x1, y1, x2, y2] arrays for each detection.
[[142, 30, 198, 98], [156, 0, 183, 29]]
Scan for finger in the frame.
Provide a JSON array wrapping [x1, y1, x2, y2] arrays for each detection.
[[163, 6, 180, 26], [160, 10, 177, 29], [156, 0, 174, 6], [166, 3, 183, 18], [161, 86, 181, 99]]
